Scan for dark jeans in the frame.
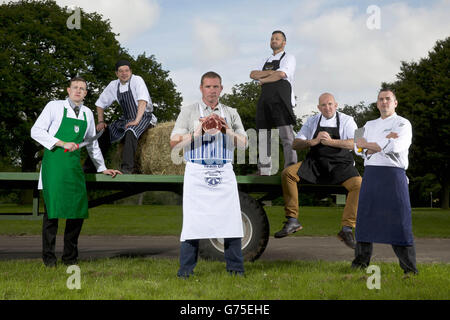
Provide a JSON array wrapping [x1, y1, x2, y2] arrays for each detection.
[[83, 128, 138, 173], [42, 213, 84, 266], [352, 241, 418, 274], [177, 238, 244, 277]]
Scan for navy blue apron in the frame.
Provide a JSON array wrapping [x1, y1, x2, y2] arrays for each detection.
[[355, 166, 414, 246], [109, 75, 153, 143], [297, 112, 359, 184], [255, 52, 296, 129]]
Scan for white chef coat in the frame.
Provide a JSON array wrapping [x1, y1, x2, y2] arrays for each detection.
[[297, 112, 358, 140], [355, 113, 412, 170], [31, 99, 107, 189], [95, 75, 157, 125], [256, 51, 296, 106]]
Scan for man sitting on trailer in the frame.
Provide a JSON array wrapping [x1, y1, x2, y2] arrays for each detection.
[[276, 93, 362, 249]]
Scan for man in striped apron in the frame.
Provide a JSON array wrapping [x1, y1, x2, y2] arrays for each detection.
[[352, 88, 418, 275], [170, 71, 248, 278], [83, 60, 156, 174]]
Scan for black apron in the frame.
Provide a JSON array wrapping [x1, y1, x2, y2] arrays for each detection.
[[256, 52, 296, 129], [297, 112, 359, 184], [109, 75, 153, 143]]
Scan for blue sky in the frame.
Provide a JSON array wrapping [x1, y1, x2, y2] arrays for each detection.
[[4, 0, 450, 119]]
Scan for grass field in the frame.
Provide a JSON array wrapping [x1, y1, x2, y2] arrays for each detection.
[[0, 205, 449, 300], [1, 258, 449, 300]]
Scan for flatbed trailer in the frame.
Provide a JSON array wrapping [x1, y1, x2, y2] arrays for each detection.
[[0, 172, 347, 261]]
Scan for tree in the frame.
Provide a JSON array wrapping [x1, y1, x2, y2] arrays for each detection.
[[386, 37, 450, 209], [0, 0, 181, 172]]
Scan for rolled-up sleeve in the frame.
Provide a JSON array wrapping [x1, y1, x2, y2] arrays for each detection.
[[95, 81, 116, 109]]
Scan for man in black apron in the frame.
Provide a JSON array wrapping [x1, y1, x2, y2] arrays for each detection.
[[83, 60, 154, 174], [275, 93, 362, 249], [250, 30, 297, 175]]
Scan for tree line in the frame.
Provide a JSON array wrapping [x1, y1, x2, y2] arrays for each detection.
[[0, 0, 448, 208]]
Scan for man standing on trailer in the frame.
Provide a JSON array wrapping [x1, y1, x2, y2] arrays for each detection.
[[250, 30, 298, 175]]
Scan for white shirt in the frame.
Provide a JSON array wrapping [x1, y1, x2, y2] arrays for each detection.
[[95, 75, 157, 125], [31, 99, 107, 189], [296, 112, 358, 141], [356, 113, 412, 170], [257, 51, 296, 106]]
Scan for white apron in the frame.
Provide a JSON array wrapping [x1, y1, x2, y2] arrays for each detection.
[[180, 104, 243, 241]]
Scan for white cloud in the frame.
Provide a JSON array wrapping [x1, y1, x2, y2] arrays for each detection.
[[291, 0, 450, 117], [59, 0, 160, 41], [192, 18, 235, 64], [2, 0, 160, 42]]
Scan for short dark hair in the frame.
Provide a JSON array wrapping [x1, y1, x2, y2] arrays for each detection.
[[200, 71, 222, 86], [272, 30, 286, 41], [69, 76, 87, 87], [378, 87, 396, 100], [115, 59, 131, 71]]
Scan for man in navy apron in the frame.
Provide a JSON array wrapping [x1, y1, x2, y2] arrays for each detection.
[[170, 72, 248, 278], [250, 30, 297, 175], [83, 60, 155, 174], [275, 93, 362, 250], [352, 88, 418, 275], [31, 77, 121, 267]]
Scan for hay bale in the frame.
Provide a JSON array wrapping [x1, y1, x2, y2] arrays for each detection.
[[135, 121, 185, 175]]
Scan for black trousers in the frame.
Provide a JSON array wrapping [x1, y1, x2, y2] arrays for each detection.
[[352, 241, 418, 274], [42, 213, 84, 266], [83, 128, 138, 173], [177, 238, 244, 277]]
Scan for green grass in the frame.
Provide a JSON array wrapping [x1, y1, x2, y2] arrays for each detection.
[[0, 205, 449, 238], [0, 258, 449, 300]]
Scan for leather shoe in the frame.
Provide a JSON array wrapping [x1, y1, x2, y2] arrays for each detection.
[[338, 229, 356, 249], [274, 219, 303, 238]]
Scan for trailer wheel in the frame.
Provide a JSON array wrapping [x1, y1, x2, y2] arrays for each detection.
[[199, 191, 269, 262]]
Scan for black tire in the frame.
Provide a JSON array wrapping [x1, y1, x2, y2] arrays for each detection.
[[199, 191, 270, 262]]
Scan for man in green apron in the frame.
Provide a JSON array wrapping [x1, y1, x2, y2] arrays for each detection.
[[31, 77, 121, 267]]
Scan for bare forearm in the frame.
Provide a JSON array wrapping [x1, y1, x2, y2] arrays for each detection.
[[259, 71, 286, 84], [96, 107, 105, 122], [250, 70, 274, 80], [322, 139, 354, 150], [293, 138, 315, 151], [135, 100, 147, 123]]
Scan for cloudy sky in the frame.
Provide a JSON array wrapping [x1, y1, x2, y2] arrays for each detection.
[[4, 0, 450, 119]]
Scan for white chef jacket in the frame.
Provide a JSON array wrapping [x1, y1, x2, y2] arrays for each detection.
[[31, 99, 107, 189], [256, 51, 296, 106], [355, 113, 412, 170], [95, 75, 157, 125], [297, 112, 358, 140]]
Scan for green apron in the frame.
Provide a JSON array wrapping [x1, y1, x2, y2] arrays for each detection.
[[42, 107, 89, 219]]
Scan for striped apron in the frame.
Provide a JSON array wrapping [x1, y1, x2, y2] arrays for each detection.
[[109, 75, 153, 143], [180, 105, 243, 241]]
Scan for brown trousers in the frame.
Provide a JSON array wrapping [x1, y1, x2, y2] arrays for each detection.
[[281, 162, 362, 228]]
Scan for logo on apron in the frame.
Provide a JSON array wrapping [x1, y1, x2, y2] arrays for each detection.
[[74, 125, 79, 133], [204, 170, 223, 187]]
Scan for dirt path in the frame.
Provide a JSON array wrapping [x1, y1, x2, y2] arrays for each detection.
[[1, 235, 449, 263]]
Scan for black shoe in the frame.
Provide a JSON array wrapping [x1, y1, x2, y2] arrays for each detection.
[[62, 260, 78, 266], [274, 219, 303, 238], [337, 229, 356, 249], [44, 260, 57, 268], [351, 262, 367, 270]]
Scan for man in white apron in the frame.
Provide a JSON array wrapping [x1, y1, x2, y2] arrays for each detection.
[[170, 72, 248, 278], [250, 30, 297, 175], [83, 60, 156, 174], [31, 77, 121, 267], [352, 88, 418, 275]]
